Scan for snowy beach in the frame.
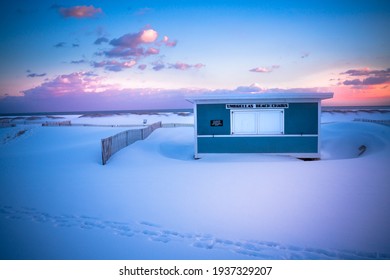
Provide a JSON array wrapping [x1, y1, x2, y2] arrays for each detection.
[[0, 108, 389, 260]]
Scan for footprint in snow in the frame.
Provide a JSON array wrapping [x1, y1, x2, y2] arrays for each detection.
[[1, 205, 389, 260]]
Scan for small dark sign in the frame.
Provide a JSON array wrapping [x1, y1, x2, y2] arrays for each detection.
[[210, 120, 223, 127]]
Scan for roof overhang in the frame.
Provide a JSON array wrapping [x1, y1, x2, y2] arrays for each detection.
[[187, 92, 333, 104]]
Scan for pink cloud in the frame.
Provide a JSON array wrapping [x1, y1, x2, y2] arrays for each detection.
[[249, 65, 280, 73], [1, 73, 205, 113], [161, 36, 177, 47], [171, 62, 191, 70], [146, 47, 160, 55], [249, 67, 271, 73], [2, 76, 390, 114], [139, 29, 158, 43], [169, 62, 205, 71], [23, 72, 112, 97], [110, 29, 158, 49], [194, 63, 206, 69], [105, 28, 178, 61], [106, 28, 161, 60], [152, 63, 165, 71], [58, 5, 103, 19]]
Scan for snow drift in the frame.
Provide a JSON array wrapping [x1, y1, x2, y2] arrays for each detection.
[[0, 110, 389, 259]]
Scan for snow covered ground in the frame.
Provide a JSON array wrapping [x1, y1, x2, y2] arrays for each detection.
[[0, 109, 389, 260]]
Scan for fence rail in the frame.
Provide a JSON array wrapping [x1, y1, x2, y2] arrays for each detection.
[[161, 123, 194, 128], [101, 121, 162, 165], [42, 120, 72, 126], [354, 118, 390, 126]]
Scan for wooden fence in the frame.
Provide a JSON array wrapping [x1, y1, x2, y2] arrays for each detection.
[[101, 121, 162, 165], [42, 120, 72, 126], [354, 118, 390, 126]]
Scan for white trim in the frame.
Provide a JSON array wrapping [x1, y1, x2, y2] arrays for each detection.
[[317, 101, 322, 157], [195, 152, 321, 159], [197, 134, 318, 138], [187, 92, 333, 104], [230, 109, 285, 135], [193, 103, 199, 159]]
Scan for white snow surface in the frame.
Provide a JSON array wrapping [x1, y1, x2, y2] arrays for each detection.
[[0, 110, 389, 260]]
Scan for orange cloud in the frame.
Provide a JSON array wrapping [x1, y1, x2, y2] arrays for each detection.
[[58, 5, 103, 18]]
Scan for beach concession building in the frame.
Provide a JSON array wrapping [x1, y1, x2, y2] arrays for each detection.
[[187, 92, 333, 159]]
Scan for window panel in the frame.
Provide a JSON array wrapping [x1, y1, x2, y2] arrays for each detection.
[[232, 111, 257, 134], [231, 109, 284, 135], [259, 110, 284, 134]]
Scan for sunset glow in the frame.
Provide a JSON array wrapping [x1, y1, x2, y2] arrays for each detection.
[[0, 1, 389, 113]]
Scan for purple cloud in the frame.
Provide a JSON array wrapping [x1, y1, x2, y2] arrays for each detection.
[[343, 79, 362, 86], [0, 72, 204, 113], [341, 67, 390, 86], [22, 72, 111, 98], [152, 63, 165, 71], [92, 60, 137, 72], [160, 36, 177, 47], [110, 29, 158, 49], [363, 76, 390, 85], [0, 75, 337, 114], [342, 68, 390, 77], [71, 59, 87, 64], [105, 47, 145, 58], [169, 62, 205, 70], [94, 37, 109, 45], [104, 28, 177, 61], [105, 29, 160, 58]]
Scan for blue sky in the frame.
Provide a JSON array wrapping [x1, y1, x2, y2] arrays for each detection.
[[0, 0, 389, 113]]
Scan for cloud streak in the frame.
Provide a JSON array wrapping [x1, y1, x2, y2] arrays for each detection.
[[57, 5, 103, 19], [341, 67, 390, 87], [151, 61, 205, 71], [169, 62, 205, 70], [249, 65, 280, 73], [92, 60, 137, 72], [27, 72, 46, 78]]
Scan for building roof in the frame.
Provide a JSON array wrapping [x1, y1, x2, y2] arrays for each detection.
[[187, 92, 333, 104]]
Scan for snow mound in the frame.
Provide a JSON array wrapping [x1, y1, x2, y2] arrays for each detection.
[[321, 122, 390, 160], [158, 128, 194, 161]]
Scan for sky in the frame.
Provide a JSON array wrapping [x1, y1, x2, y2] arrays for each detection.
[[0, 0, 389, 113]]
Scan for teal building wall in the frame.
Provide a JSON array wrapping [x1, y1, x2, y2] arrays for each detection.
[[196, 102, 319, 154]]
